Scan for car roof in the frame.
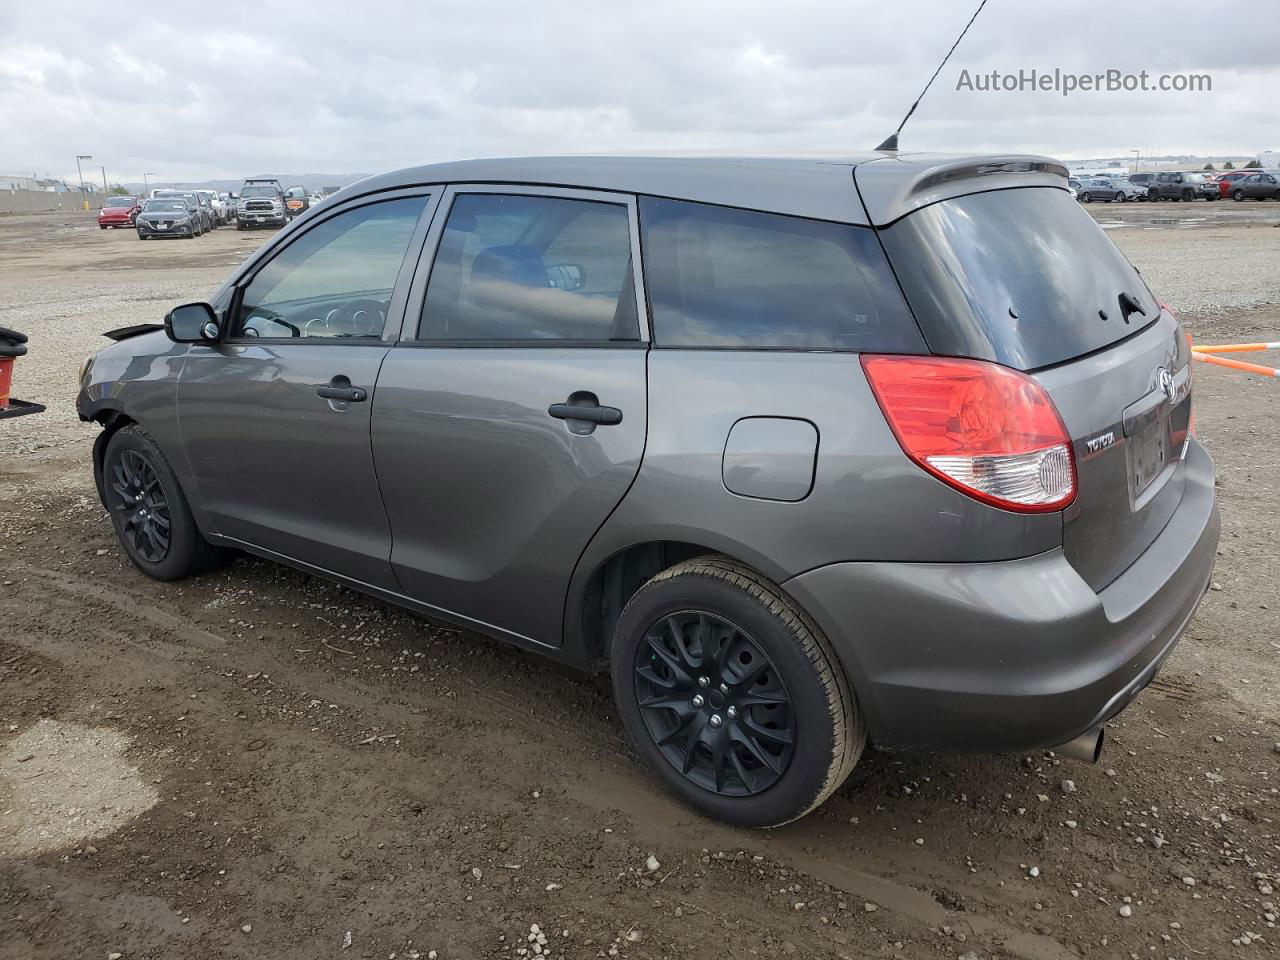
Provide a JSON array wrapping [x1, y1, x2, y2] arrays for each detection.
[[341, 152, 1069, 227]]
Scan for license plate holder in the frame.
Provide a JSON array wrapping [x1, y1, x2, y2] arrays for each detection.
[[1131, 422, 1169, 498]]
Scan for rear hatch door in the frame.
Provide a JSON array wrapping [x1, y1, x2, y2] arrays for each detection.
[[878, 185, 1192, 590]]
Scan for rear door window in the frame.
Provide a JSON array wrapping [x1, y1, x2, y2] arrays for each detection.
[[879, 187, 1158, 370], [638, 197, 923, 351], [419, 193, 637, 342]]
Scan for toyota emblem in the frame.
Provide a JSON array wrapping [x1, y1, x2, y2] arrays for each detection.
[[1157, 367, 1176, 403]]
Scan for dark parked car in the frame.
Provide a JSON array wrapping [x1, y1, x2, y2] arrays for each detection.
[[1229, 171, 1280, 201], [135, 198, 201, 239], [1215, 170, 1256, 198], [77, 154, 1218, 826], [152, 190, 215, 233], [1146, 172, 1214, 201], [97, 196, 143, 229]]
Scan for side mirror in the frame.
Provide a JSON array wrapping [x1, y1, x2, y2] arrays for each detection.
[[165, 302, 221, 344]]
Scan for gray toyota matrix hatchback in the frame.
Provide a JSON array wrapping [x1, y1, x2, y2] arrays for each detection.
[[78, 154, 1220, 826]]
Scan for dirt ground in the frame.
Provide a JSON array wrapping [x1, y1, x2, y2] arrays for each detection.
[[1, 206, 1277, 960]]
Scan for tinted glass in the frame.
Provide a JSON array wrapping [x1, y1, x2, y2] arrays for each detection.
[[419, 193, 636, 341], [233, 196, 426, 339], [880, 187, 1158, 371], [144, 200, 187, 213], [639, 197, 922, 351], [105, 196, 135, 207]]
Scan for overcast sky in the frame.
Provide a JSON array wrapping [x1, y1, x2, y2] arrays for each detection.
[[2, 0, 1277, 184]]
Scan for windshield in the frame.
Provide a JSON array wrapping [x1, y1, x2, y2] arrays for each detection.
[[880, 187, 1158, 370], [241, 185, 278, 198], [144, 200, 188, 213], [105, 197, 135, 207]]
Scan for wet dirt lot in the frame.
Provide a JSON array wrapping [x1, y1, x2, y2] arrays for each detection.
[[1, 207, 1277, 960]]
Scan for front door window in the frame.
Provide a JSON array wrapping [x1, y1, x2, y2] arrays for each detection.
[[234, 196, 427, 339]]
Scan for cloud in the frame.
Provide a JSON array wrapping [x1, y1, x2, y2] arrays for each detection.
[[1, 0, 1276, 183]]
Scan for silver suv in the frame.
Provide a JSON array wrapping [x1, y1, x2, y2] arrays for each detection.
[[77, 154, 1219, 826]]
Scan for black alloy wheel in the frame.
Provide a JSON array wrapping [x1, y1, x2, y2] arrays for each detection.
[[633, 609, 796, 797], [109, 449, 171, 563]]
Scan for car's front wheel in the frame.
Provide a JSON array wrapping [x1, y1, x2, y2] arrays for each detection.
[[611, 556, 864, 827], [1234, 190, 1245, 201], [103, 425, 223, 581]]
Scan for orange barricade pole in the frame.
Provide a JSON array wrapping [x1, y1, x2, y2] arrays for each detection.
[[1191, 341, 1280, 354], [1192, 352, 1280, 377]]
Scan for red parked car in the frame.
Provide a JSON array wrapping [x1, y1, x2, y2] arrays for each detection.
[[97, 196, 142, 229]]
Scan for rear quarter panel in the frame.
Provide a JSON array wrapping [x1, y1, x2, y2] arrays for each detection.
[[566, 350, 1063, 644]]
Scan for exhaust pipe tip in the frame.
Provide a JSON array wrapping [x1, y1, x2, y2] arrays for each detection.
[[1055, 726, 1105, 764]]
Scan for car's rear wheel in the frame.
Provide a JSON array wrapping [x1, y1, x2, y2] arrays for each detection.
[[103, 425, 224, 581], [611, 556, 864, 827]]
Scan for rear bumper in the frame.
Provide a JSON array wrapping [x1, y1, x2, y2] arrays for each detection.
[[783, 439, 1219, 753]]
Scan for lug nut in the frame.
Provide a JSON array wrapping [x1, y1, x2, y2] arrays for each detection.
[[709, 714, 723, 728], [719, 682, 729, 694], [691, 694, 705, 708], [698, 676, 710, 688], [726, 705, 738, 719]]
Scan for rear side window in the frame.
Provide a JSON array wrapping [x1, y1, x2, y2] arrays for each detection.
[[639, 197, 923, 351], [880, 187, 1158, 370]]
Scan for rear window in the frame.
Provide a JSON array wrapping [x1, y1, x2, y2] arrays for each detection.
[[879, 187, 1158, 370], [639, 197, 924, 351]]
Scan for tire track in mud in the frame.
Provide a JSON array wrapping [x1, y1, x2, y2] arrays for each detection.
[[13, 562, 1077, 959]]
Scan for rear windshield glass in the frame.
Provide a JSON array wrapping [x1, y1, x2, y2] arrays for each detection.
[[879, 187, 1158, 370], [639, 197, 924, 351], [105, 197, 135, 207]]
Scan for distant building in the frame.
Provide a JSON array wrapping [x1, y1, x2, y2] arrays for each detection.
[[0, 174, 40, 191], [1261, 150, 1279, 168]]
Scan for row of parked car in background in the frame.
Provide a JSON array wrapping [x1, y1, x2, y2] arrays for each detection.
[[1068, 169, 1280, 203], [96, 179, 326, 238]]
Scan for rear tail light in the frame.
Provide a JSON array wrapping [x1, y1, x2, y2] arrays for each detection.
[[861, 355, 1077, 513]]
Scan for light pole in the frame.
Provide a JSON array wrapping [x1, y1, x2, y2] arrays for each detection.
[[1131, 149, 1140, 175], [100, 165, 108, 194], [143, 172, 156, 195], [75, 154, 92, 210]]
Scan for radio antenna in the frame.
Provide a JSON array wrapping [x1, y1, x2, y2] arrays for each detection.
[[875, 0, 990, 152]]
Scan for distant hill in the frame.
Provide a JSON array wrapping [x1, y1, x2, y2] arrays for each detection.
[[118, 174, 371, 194]]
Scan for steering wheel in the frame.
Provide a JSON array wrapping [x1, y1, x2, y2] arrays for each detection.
[[326, 298, 387, 337], [242, 310, 301, 338]]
